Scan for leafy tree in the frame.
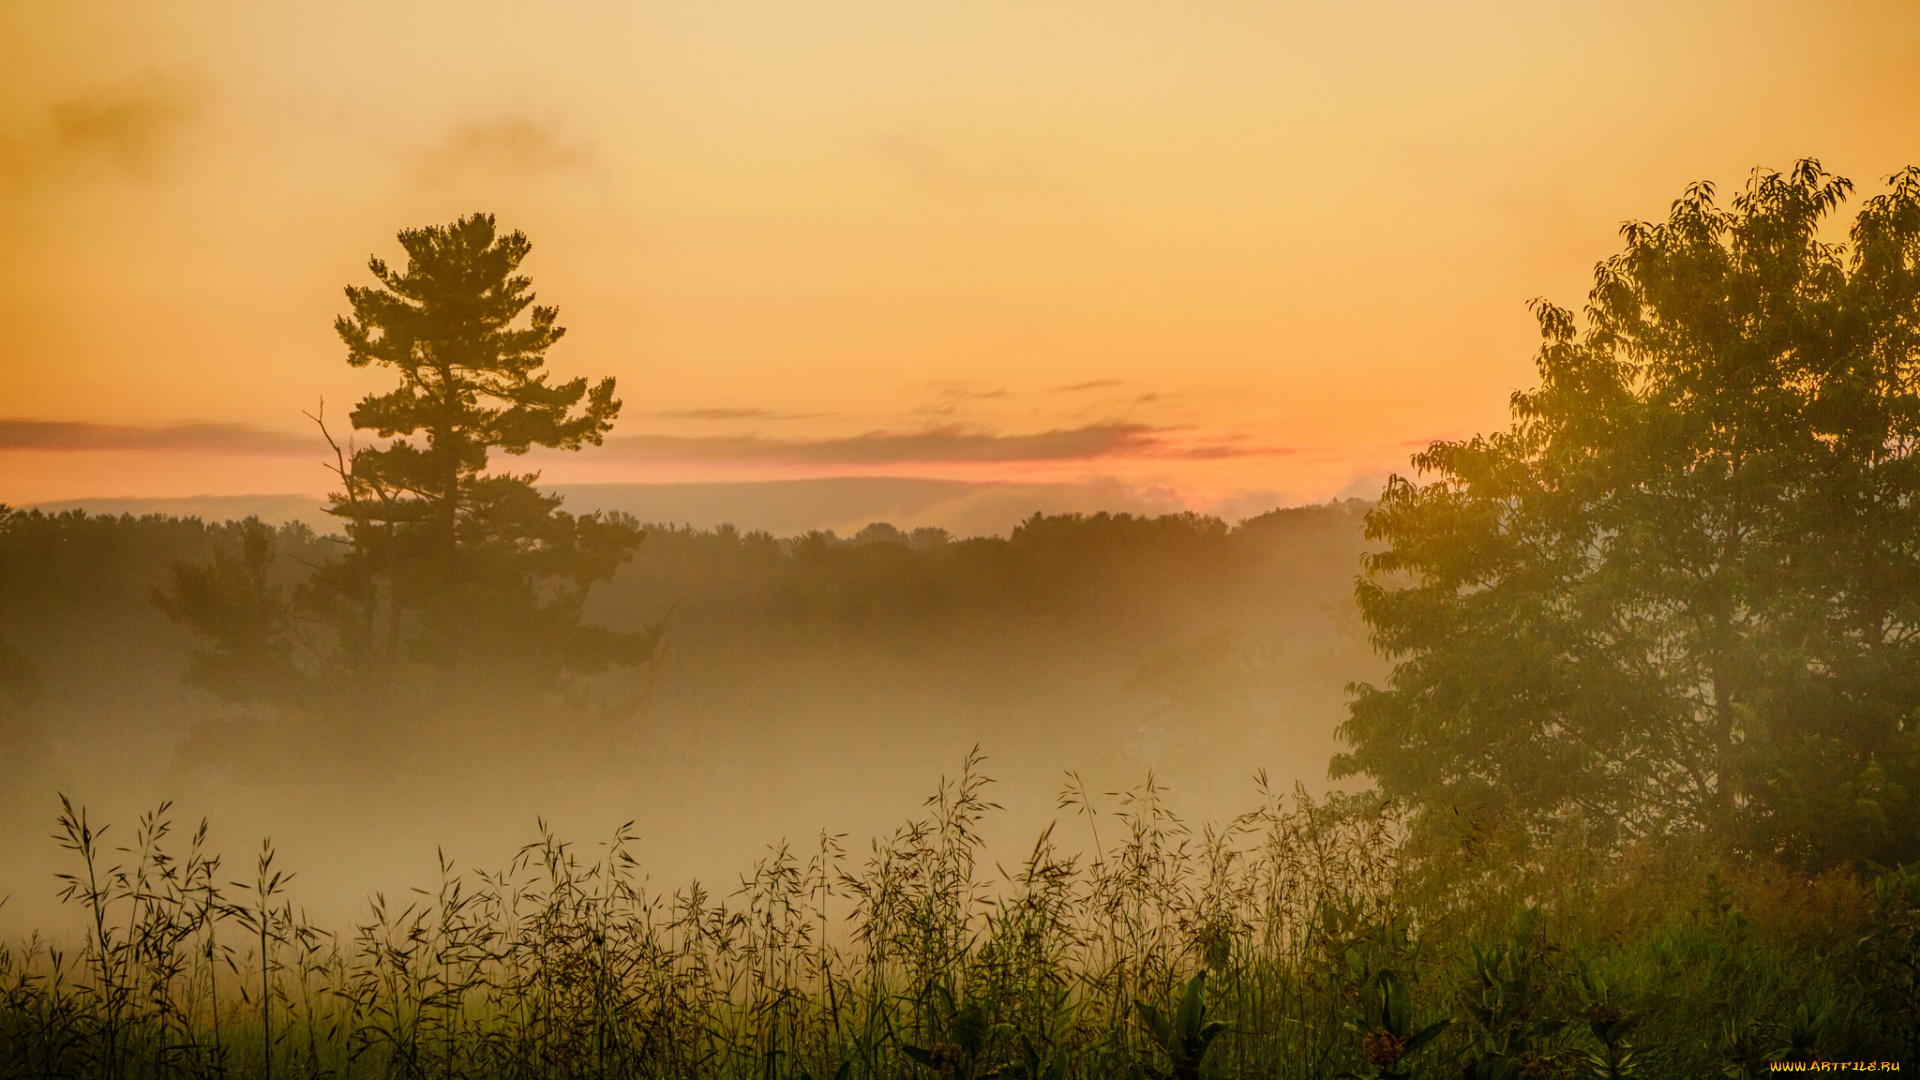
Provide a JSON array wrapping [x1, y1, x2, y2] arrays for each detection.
[[1337, 162, 1920, 866]]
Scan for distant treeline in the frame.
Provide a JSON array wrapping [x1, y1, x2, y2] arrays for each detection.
[[0, 501, 1374, 783]]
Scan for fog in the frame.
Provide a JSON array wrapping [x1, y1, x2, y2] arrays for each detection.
[[0, 496, 1377, 939]]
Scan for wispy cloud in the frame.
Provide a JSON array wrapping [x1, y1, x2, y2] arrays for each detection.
[[870, 131, 971, 191], [0, 418, 1294, 467], [913, 381, 1014, 417], [866, 130, 1036, 195], [594, 423, 1285, 465], [414, 117, 591, 185], [0, 419, 309, 455], [1050, 380, 1124, 393], [925, 381, 1010, 401], [659, 407, 820, 421], [52, 72, 205, 176], [3, 72, 207, 184]]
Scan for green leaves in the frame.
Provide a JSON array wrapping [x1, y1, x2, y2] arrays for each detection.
[[1576, 1004, 1643, 1080], [1344, 161, 1920, 866], [1133, 971, 1228, 1080], [1341, 967, 1450, 1080], [900, 985, 992, 1080], [1457, 911, 1568, 1080]]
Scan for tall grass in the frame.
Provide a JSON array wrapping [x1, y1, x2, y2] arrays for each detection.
[[2, 750, 1914, 1078]]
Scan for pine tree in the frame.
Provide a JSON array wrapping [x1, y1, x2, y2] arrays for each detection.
[[317, 212, 649, 680], [159, 215, 654, 730]]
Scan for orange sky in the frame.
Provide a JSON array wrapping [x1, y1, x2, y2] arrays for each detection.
[[3, 0, 1919, 515]]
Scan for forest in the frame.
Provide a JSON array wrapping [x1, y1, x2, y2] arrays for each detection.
[[3, 162, 1920, 1076]]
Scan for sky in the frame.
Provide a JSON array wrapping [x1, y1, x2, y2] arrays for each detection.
[[3, 0, 1918, 518]]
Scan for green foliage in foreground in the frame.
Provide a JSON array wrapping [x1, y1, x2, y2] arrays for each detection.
[[2, 755, 1914, 1078]]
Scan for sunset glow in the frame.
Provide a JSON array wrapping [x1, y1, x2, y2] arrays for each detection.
[[4, 1, 1918, 517]]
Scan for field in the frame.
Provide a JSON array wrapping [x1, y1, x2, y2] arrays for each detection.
[[4, 750, 1914, 1078]]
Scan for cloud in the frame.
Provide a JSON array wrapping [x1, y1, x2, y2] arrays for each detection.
[[926, 381, 1009, 401], [0, 417, 1291, 469], [599, 424, 1151, 465], [592, 423, 1286, 466], [415, 117, 590, 184], [51, 73, 204, 176], [0, 419, 310, 455], [2, 72, 206, 183], [1051, 380, 1124, 393], [912, 381, 1014, 416], [869, 131, 975, 193], [866, 130, 1034, 195], [659, 407, 820, 421]]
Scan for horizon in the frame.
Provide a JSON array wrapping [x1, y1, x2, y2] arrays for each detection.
[[13, 475, 1375, 539]]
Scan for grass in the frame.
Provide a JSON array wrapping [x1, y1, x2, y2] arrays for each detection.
[[1, 749, 1914, 1078]]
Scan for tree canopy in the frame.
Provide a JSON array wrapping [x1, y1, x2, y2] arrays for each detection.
[[1337, 162, 1920, 868], [315, 213, 649, 682], [160, 215, 654, 724], [331, 213, 620, 550]]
